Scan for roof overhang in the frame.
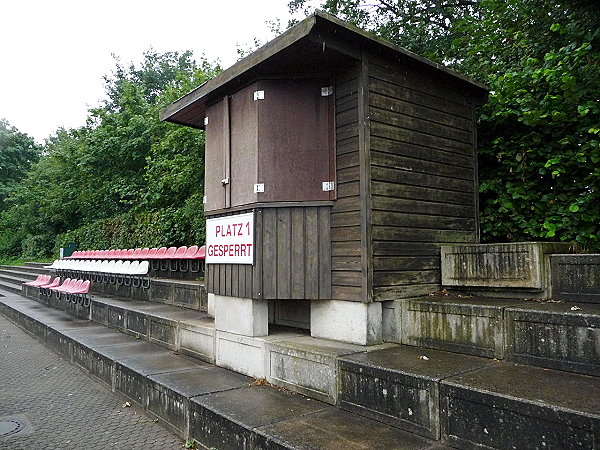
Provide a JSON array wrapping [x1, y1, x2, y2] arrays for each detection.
[[160, 10, 488, 129]]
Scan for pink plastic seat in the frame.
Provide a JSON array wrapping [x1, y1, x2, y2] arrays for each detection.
[[184, 246, 199, 258], [132, 248, 142, 258], [139, 248, 150, 258], [196, 245, 206, 259], [125, 249, 135, 259], [49, 278, 73, 291], [164, 247, 177, 259], [147, 248, 158, 259], [24, 275, 51, 286], [40, 277, 61, 289], [63, 279, 84, 293], [71, 280, 91, 294], [155, 247, 167, 258], [174, 246, 188, 258]]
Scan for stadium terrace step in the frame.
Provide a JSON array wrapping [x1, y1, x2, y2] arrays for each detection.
[[0, 292, 446, 449], [0, 271, 33, 286], [440, 363, 600, 449], [0, 279, 22, 295], [397, 294, 600, 376], [1, 264, 53, 276]]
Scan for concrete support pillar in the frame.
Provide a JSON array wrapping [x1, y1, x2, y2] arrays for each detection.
[[207, 293, 215, 318], [214, 295, 268, 337], [311, 300, 382, 345]]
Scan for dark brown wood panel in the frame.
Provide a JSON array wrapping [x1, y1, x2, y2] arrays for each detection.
[[206, 206, 331, 300], [205, 99, 227, 212], [366, 57, 479, 300], [331, 64, 363, 302]]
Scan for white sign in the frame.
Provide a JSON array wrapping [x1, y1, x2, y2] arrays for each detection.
[[206, 212, 254, 264]]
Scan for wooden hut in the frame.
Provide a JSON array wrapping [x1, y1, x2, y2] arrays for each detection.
[[160, 11, 488, 344]]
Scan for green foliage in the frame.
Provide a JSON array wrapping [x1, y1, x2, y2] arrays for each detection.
[[0, 119, 41, 211], [289, 0, 600, 250], [0, 50, 219, 259]]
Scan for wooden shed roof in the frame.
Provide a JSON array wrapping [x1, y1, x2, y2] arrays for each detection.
[[160, 10, 488, 129]]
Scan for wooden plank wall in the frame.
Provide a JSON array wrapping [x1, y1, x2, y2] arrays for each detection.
[[331, 64, 365, 302], [206, 206, 331, 300], [368, 58, 479, 301]]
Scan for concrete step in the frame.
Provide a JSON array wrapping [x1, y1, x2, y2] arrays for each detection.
[[24, 284, 216, 363], [24, 262, 52, 269], [0, 280, 22, 295], [0, 271, 31, 286], [0, 268, 41, 281], [0, 293, 446, 449], [441, 363, 600, 449], [395, 295, 600, 377], [0, 264, 53, 276], [337, 345, 600, 449]]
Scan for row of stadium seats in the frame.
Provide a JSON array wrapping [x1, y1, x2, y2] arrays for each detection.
[[25, 276, 91, 305], [69, 245, 205, 260], [46, 259, 150, 288]]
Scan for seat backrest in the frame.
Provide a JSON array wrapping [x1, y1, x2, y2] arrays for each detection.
[[105, 260, 116, 272], [165, 246, 177, 258], [48, 277, 61, 288], [196, 245, 206, 259], [185, 245, 199, 258], [132, 248, 142, 258], [174, 246, 188, 258], [156, 247, 167, 258], [113, 260, 124, 273], [140, 248, 150, 258], [135, 260, 149, 275], [119, 261, 131, 274], [128, 261, 140, 274], [125, 249, 135, 259], [59, 278, 72, 288], [78, 280, 91, 294], [147, 248, 158, 259], [70, 279, 85, 291]]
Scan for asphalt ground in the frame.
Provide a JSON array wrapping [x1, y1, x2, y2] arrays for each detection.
[[0, 313, 185, 449]]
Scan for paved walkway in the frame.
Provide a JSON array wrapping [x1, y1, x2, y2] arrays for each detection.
[[0, 314, 184, 449]]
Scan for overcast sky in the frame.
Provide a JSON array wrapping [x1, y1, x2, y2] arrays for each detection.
[[1, 0, 314, 143]]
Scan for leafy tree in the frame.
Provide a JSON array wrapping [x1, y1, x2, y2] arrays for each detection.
[[0, 119, 41, 211], [288, 0, 600, 249]]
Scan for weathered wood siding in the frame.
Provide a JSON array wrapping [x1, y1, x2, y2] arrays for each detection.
[[368, 58, 479, 300], [331, 64, 365, 301], [206, 206, 331, 300]]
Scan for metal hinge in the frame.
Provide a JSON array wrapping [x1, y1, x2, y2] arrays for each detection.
[[321, 86, 333, 96], [322, 181, 335, 191], [221, 177, 230, 185], [253, 90, 265, 101], [254, 183, 265, 193]]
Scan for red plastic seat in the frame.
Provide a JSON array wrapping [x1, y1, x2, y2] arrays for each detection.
[[125, 249, 135, 259], [49, 278, 74, 291], [61, 279, 84, 293], [195, 245, 206, 259], [24, 275, 50, 286], [164, 247, 177, 259], [147, 248, 158, 259], [132, 248, 142, 258], [174, 246, 188, 258], [155, 247, 167, 258], [71, 280, 91, 294], [139, 248, 150, 258]]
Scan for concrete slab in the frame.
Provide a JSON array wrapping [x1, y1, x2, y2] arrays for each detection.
[[94, 341, 169, 362], [441, 363, 600, 449], [311, 299, 382, 345], [402, 296, 523, 358], [266, 336, 390, 404], [260, 408, 449, 450], [189, 385, 330, 449], [178, 319, 215, 363], [505, 302, 600, 376], [338, 345, 493, 439]]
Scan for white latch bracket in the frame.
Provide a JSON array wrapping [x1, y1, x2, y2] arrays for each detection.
[[254, 183, 265, 193], [253, 90, 265, 101], [321, 86, 333, 96], [322, 181, 335, 191], [203, 116, 209, 126]]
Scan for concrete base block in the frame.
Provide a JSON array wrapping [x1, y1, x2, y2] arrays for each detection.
[[207, 293, 215, 317], [311, 299, 382, 345], [214, 295, 268, 337], [441, 364, 600, 449], [402, 297, 521, 358], [551, 254, 600, 304], [382, 300, 403, 343], [338, 345, 491, 440], [215, 331, 269, 379], [149, 316, 177, 349], [266, 336, 382, 404], [505, 303, 600, 376], [178, 320, 215, 363]]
